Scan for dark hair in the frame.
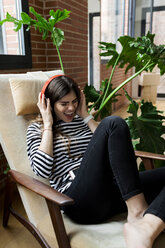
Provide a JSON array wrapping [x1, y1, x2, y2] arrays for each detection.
[[45, 75, 80, 123]]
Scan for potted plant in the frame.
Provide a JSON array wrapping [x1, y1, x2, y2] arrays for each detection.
[[84, 32, 165, 120], [0, 7, 70, 73]]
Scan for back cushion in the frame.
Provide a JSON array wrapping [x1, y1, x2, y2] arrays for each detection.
[[9, 78, 46, 115]]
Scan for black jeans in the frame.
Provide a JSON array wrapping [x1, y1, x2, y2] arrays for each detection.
[[64, 116, 165, 224]]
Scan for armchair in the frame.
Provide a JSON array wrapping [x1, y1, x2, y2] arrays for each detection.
[[0, 71, 165, 248]]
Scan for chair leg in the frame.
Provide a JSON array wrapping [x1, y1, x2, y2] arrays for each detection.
[[3, 173, 51, 248], [10, 207, 51, 248], [3, 173, 14, 227], [46, 199, 71, 248]]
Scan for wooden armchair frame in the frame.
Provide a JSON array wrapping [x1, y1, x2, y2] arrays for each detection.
[[3, 150, 165, 248]]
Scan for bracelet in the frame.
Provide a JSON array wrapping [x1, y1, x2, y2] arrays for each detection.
[[83, 115, 94, 124], [43, 128, 52, 132]]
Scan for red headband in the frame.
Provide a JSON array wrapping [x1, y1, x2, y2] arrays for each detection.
[[41, 74, 64, 95]]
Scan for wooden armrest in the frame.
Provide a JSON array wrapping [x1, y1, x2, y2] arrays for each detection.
[[135, 150, 165, 161], [9, 170, 74, 206]]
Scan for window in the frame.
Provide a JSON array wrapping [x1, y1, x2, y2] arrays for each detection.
[[0, 0, 32, 69], [130, 0, 165, 99], [101, 0, 126, 53], [89, 12, 100, 89]]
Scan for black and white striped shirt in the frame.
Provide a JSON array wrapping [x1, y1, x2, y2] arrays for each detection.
[[27, 115, 93, 193]]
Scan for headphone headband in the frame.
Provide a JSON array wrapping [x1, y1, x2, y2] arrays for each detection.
[[41, 74, 64, 95]]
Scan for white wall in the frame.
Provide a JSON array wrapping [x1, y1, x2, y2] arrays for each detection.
[[88, 0, 100, 13], [88, 0, 100, 83]]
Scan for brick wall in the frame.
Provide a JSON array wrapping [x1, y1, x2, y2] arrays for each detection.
[[28, 0, 47, 71]]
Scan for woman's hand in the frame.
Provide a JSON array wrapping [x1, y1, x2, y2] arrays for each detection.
[[37, 93, 53, 128], [37, 93, 53, 156], [76, 89, 89, 119], [77, 89, 99, 133]]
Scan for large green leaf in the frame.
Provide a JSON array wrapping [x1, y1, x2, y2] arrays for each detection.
[[99, 36, 142, 73], [117, 36, 142, 73], [0, 12, 23, 31], [84, 79, 120, 119], [99, 32, 165, 75], [49, 9, 70, 27], [83, 84, 100, 105], [51, 28, 64, 47], [129, 32, 165, 75], [124, 91, 165, 159], [29, 7, 50, 30]]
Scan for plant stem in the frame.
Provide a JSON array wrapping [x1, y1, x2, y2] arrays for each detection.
[[56, 46, 65, 73], [100, 53, 121, 107], [52, 32, 64, 73], [88, 94, 102, 113], [94, 59, 151, 120], [89, 54, 120, 115]]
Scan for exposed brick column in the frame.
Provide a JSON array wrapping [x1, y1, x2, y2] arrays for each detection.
[[28, 0, 47, 70]]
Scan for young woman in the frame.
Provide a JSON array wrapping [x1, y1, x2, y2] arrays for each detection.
[[27, 75, 165, 248]]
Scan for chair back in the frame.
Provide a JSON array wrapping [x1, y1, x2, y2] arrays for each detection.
[[0, 71, 63, 247]]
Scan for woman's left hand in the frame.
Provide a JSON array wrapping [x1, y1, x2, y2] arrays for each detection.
[[77, 89, 99, 133], [76, 89, 89, 119]]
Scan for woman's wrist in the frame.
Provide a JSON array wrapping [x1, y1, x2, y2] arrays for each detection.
[[43, 128, 52, 132], [43, 122, 52, 129], [83, 114, 94, 124], [81, 112, 90, 119]]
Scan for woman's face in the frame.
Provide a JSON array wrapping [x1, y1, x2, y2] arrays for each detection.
[[54, 90, 79, 122]]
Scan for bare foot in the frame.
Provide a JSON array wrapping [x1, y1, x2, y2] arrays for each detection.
[[123, 221, 153, 248], [126, 193, 148, 223], [127, 208, 147, 223]]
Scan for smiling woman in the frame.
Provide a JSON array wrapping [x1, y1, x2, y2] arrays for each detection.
[[0, 0, 32, 69], [54, 91, 79, 122]]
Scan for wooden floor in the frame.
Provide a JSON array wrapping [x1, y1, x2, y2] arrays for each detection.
[[0, 192, 41, 248], [112, 98, 165, 119], [0, 99, 164, 248]]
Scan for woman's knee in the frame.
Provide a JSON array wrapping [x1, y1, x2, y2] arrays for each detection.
[[101, 116, 128, 131]]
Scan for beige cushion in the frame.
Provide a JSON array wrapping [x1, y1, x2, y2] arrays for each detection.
[[44, 69, 64, 78], [26, 70, 63, 79], [26, 71, 49, 79], [8, 70, 64, 116], [9, 78, 46, 115]]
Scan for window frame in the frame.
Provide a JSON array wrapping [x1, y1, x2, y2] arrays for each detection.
[[141, 5, 165, 98], [0, 0, 32, 70], [89, 12, 100, 86]]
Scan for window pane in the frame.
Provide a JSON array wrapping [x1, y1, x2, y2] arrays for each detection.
[[0, 0, 32, 69], [134, 0, 165, 98], [101, 0, 125, 52], [0, 0, 25, 55], [0, 10, 4, 53]]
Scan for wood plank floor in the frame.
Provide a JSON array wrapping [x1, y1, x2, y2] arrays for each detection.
[[0, 99, 164, 248], [0, 192, 41, 248]]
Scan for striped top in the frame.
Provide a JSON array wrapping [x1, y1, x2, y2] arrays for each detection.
[[27, 115, 93, 193]]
